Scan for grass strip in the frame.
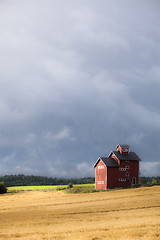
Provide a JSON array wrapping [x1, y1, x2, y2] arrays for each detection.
[[8, 184, 95, 193]]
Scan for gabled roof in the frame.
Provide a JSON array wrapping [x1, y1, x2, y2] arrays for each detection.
[[117, 144, 130, 148], [94, 157, 119, 168], [110, 151, 141, 161]]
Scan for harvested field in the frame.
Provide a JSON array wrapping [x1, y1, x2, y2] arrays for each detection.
[[0, 186, 160, 240]]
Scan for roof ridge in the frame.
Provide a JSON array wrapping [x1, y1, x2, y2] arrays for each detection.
[[94, 157, 119, 168]]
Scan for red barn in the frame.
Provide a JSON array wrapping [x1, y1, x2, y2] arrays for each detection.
[[94, 144, 141, 189]]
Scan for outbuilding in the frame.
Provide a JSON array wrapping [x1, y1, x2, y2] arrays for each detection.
[[94, 144, 141, 189]]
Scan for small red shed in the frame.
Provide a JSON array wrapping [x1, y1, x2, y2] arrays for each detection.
[[94, 144, 141, 189]]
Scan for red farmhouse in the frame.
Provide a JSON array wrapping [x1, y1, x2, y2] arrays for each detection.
[[94, 144, 141, 189]]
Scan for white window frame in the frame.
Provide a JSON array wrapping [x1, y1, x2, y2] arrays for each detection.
[[119, 168, 126, 171], [118, 178, 126, 181], [97, 180, 104, 184], [122, 148, 128, 152], [98, 165, 104, 169]]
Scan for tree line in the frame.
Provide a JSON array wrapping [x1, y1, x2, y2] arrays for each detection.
[[0, 175, 95, 187], [0, 175, 160, 187], [139, 176, 160, 185]]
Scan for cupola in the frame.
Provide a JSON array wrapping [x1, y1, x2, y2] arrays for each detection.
[[117, 144, 130, 154]]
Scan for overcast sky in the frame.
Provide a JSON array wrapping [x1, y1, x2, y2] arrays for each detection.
[[0, 0, 160, 178]]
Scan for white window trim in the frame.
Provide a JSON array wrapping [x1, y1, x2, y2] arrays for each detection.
[[97, 180, 104, 184], [98, 165, 104, 169], [118, 178, 126, 181], [119, 168, 126, 171]]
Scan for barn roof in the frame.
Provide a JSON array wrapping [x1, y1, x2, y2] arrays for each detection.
[[111, 151, 141, 161], [93, 157, 119, 168], [117, 144, 130, 148]]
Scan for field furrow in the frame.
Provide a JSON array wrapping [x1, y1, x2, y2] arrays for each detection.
[[0, 186, 160, 240]]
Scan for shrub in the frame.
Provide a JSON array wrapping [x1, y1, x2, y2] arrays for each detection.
[[0, 182, 7, 194], [56, 186, 68, 191], [67, 182, 73, 189]]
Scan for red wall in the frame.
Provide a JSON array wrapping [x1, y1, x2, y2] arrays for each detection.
[[117, 146, 121, 153], [95, 160, 106, 189], [107, 160, 139, 189], [95, 159, 139, 190], [110, 153, 120, 164]]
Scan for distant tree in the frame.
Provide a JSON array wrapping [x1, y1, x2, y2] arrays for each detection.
[[67, 182, 73, 188], [0, 182, 7, 194], [0, 175, 95, 187], [152, 178, 157, 185]]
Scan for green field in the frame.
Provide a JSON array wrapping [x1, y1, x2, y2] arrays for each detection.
[[8, 183, 95, 192]]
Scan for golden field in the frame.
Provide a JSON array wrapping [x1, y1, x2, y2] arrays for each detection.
[[0, 186, 160, 240]]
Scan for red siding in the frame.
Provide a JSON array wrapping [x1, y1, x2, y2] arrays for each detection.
[[117, 145, 121, 153], [110, 153, 120, 164], [107, 167, 119, 189], [107, 160, 139, 189], [95, 159, 139, 189], [95, 160, 106, 189]]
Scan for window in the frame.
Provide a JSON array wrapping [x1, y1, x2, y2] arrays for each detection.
[[125, 172, 129, 177], [98, 181, 104, 184], [125, 166, 130, 169], [122, 148, 128, 152], [118, 178, 126, 181], [98, 165, 104, 169], [119, 168, 126, 171]]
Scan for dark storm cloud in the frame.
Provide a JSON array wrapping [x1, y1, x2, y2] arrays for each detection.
[[0, 0, 160, 177]]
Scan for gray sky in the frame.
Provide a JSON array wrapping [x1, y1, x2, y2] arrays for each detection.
[[0, 0, 160, 178]]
